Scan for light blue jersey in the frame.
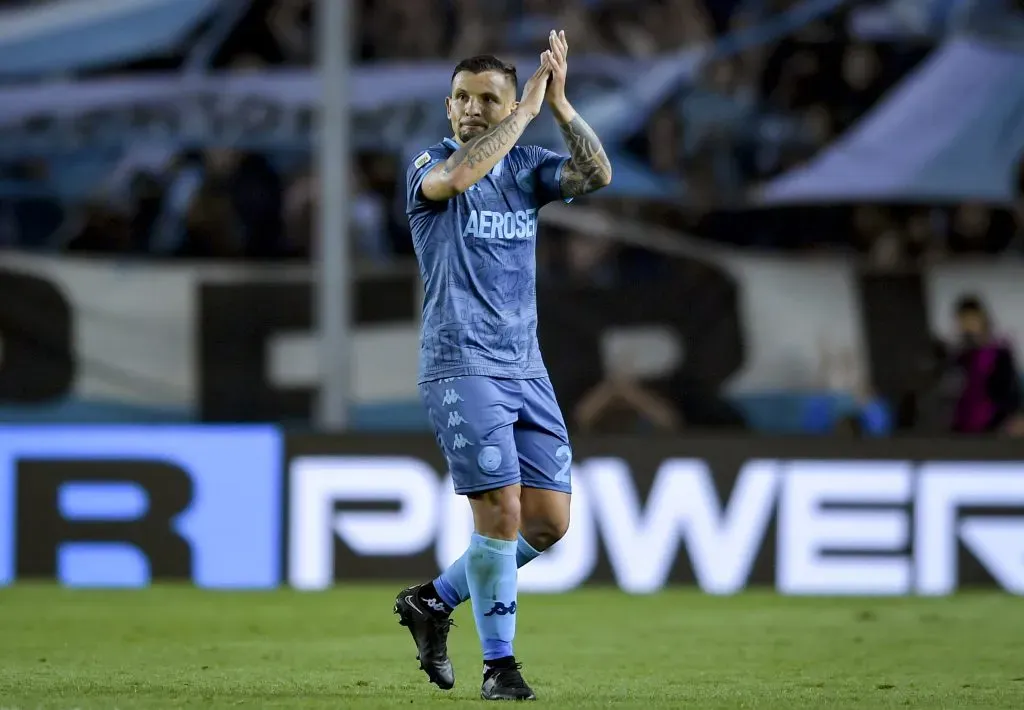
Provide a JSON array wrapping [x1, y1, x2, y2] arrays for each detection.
[[406, 137, 570, 384]]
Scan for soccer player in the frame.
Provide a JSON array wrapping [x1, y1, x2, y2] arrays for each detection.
[[393, 31, 612, 701]]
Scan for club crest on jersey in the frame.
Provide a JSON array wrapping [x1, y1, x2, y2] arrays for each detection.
[[515, 168, 535, 194], [413, 151, 432, 169], [462, 209, 538, 240]]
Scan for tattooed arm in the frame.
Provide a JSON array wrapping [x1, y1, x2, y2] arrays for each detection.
[[553, 104, 613, 198], [420, 109, 535, 201], [421, 57, 553, 201], [542, 31, 611, 198]]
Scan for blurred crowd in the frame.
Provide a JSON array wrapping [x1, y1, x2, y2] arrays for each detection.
[[5, 0, 1022, 269], [0, 0, 1020, 437]]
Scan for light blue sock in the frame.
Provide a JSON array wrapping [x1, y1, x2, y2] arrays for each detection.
[[515, 532, 542, 568], [465, 533, 519, 661], [434, 533, 541, 608]]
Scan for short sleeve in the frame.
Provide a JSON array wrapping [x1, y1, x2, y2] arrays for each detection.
[[532, 147, 573, 207], [406, 147, 448, 214]]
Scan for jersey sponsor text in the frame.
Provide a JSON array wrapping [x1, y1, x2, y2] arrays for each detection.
[[461, 209, 538, 241]]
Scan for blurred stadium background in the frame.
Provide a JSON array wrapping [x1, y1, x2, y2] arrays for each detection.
[[1, 0, 1023, 707]]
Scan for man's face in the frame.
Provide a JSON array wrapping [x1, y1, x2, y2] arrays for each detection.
[[446, 70, 518, 143], [957, 309, 986, 341]]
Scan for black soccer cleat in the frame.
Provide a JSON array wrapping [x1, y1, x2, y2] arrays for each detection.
[[393, 584, 456, 690], [480, 657, 536, 701]]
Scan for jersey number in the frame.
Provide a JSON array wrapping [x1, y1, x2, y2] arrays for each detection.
[[554, 445, 572, 483]]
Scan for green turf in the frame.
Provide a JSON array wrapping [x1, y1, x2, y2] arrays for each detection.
[[0, 585, 1021, 708]]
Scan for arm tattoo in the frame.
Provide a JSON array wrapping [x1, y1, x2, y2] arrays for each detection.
[[441, 110, 527, 178], [558, 115, 612, 198]]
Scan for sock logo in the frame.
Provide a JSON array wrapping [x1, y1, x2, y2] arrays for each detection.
[[424, 597, 448, 613], [483, 600, 516, 617]]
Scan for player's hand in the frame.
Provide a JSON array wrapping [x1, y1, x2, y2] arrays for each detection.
[[544, 30, 569, 109], [519, 52, 553, 118]]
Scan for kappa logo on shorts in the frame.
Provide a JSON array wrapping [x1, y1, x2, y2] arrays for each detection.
[[447, 411, 467, 428], [442, 389, 463, 406], [452, 434, 472, 450]]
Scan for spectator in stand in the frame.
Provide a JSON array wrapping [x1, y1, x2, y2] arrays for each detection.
[[949, 295, 1023, 435], [220, 151, 286, 259], [947, 203, 1016, 255], [148, 150, 206, 255], [283, 166, 317, 258], [803, 340, 893, 437], [267, 0, 312, 65], [895, 337, 958, 435], [179, 183, 242, 257], [833, 42, 884, 132], [1012, 156, 1024, 252]]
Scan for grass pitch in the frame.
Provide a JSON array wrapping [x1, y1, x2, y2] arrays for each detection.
[[0, 584, 1021, 708]]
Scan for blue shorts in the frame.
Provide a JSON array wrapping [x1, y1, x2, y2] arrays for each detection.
[[419, 376, 573, 496]]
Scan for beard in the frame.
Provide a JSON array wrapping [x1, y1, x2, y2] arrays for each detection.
[[458, 123, 487, 142]]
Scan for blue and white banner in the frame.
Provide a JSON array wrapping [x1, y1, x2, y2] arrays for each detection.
[[0, 0, 220, 77], [757, 36, 1024, 206]]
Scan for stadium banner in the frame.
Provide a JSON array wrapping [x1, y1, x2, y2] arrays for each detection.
[[2, 252, 1024, 429], [284, 434, 1024, 596], [0, 0, 220, 78], [0, 424, 283, 588], [0, 253, 423, 423], [3, 425, 1022, 595]]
